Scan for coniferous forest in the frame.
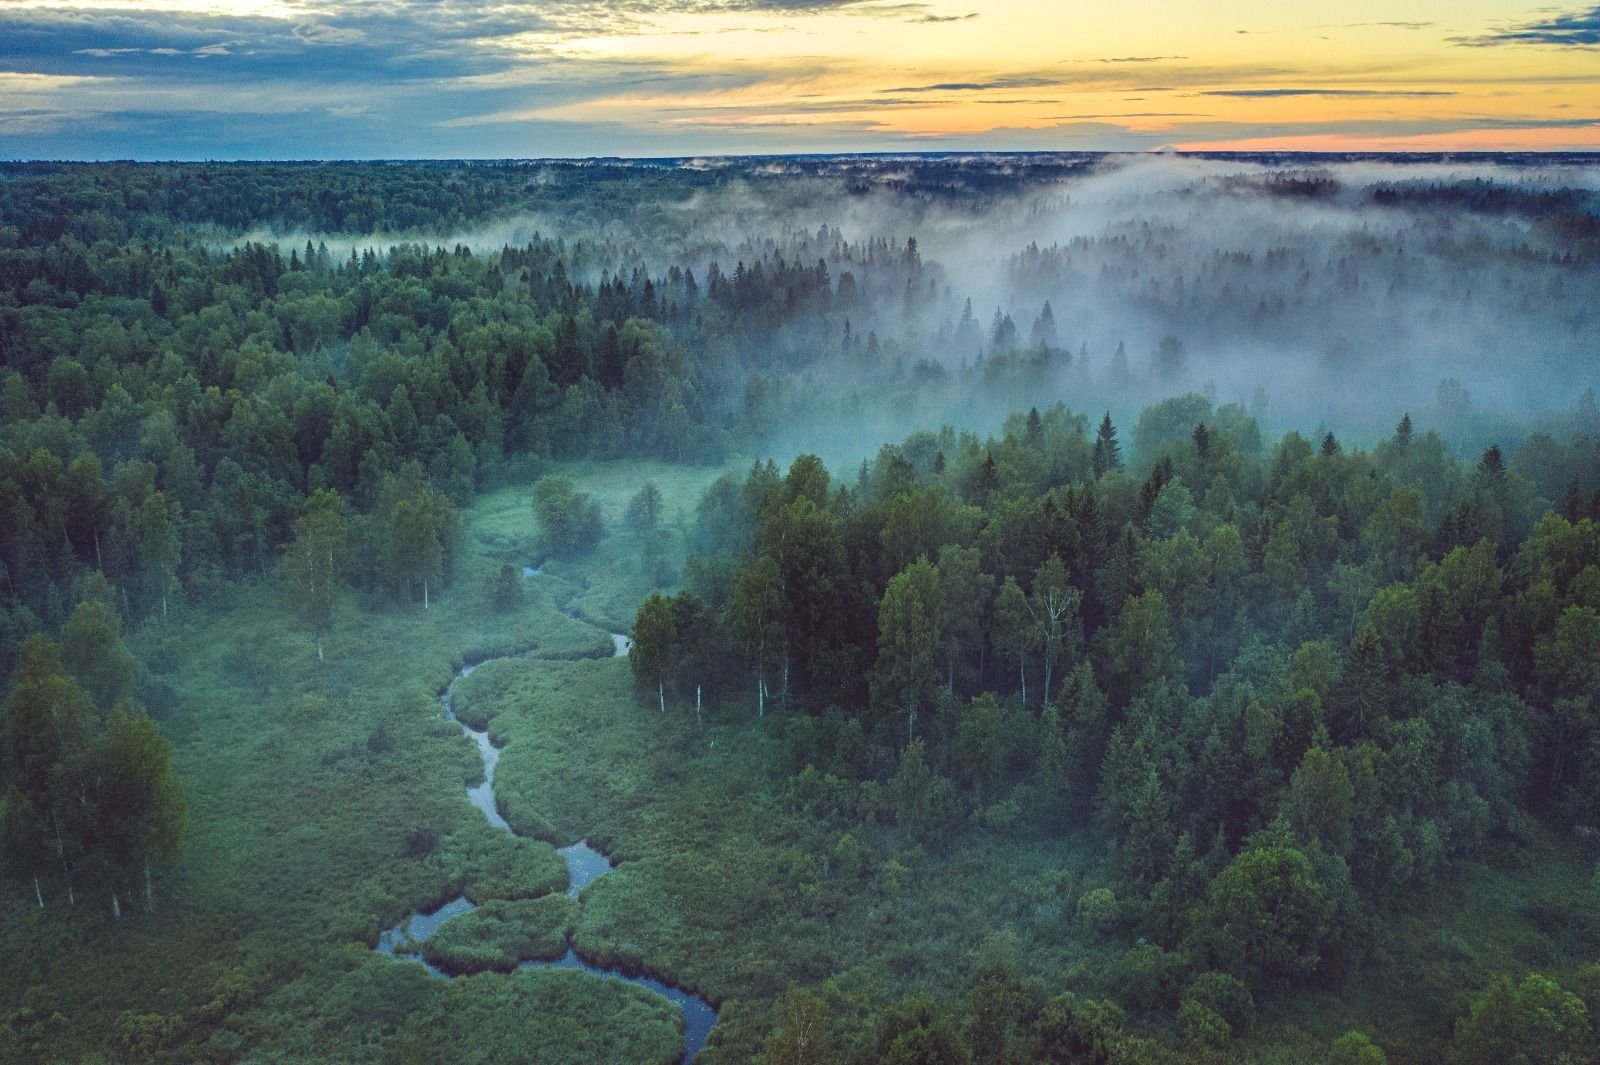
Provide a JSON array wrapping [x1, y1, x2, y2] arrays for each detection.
[[2, 154, 1600, 1064]]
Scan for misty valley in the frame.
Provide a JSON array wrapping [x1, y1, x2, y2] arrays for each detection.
[[2, 153, 1599, 1065]]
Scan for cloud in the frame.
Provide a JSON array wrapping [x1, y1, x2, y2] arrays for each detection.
[[883, 76, 1060, 93], [1047, 112, 1207, 119], [74, 41, 246, 60], [1202, 88, 1457, 97], [2, 0, 1595, 158], [1340, 21, 1434, 30], [1452, 5, 1600, 47], [292, 23, 367, 46]]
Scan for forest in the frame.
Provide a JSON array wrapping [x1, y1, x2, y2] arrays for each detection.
[[1, 154, 1598, 1064]]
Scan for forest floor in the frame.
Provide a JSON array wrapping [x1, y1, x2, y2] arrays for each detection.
[[2, 459, 1595, 1064]]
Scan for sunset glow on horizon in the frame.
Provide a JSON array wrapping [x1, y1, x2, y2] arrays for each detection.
[[1, 0, 1597, 158]]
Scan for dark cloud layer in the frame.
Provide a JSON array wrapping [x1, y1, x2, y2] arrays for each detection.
[[1455, 5, 1600, 47], [884, 77, 1061, 93], [1203, 88, 1458, 98]]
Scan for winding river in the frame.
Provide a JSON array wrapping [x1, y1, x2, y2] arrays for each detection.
[[375, 572, 716, 1063]]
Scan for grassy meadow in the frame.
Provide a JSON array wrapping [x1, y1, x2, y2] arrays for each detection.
[[0, 460, 717, 1064]]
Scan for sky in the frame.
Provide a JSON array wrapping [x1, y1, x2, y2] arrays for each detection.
[[1, 0, 1597, 159]]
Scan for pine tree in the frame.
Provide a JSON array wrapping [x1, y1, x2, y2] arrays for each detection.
[[972, 451, 999, 506], [1333, 625, 1388, 740], [1093, 413, 1122, 478], [1024, 407, 1045, 450]]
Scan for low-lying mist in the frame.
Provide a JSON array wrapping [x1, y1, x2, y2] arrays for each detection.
[[227, 153, 1598, 450]]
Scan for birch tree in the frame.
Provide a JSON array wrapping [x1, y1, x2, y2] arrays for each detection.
[[876, 557, 944, 742], [1030, 554, 1083, 706], [283, 489, 348, 661], [730, 553, 783, 717], [630, 591, 677, 714], [993, 576, 1039, 707], [135, 491, 180, 618]]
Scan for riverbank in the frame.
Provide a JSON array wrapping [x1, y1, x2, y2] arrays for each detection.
[[374, 599, 719, 1063]]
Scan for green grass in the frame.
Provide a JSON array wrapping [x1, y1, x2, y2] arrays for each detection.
[[420, 896, 580, 974]]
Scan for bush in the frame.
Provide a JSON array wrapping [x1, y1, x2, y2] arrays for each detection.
[[1179, 999, 1229, 1051], [1449, 973, 1591, 1065], [1181, 972, 1254, 1037], [1111, 944, 1186, 1012], [490, 563, 521, 612], [1329, 1031, 1388, 1065], [1077, 888, 1118, 936]]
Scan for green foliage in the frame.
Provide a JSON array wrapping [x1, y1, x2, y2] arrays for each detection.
[[630, 591, 678, 713], [283, 488, 349, 654], [763, 986, 835, 1065], [1449, 972, 1592, 1065], [401, 968, 685, 1065], [1076, 888, 1118, 937], [0, 631, 185, 916], [463, 836, 568, 902], [625, 482, 665, 535], [873, 994, 971, 1065], [421, 896, 579, 974], [1180, 972, 1254, 1039], [1198, 843, 1329, 989], [1329, 1031, 1389, 1065], [489, 563, 521, 613], [877, 558, 945, 738], [534, 475, 604, 560], [379, 465, 460, 608], [1284, 747, 1355, 854], [59, 596, 139, 711]]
